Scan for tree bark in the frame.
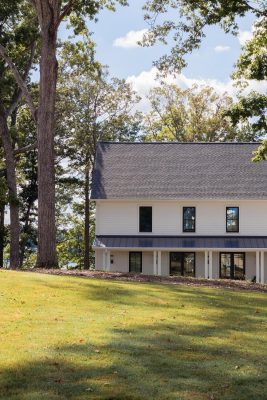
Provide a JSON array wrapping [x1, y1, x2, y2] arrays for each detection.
[[36, 5, 59, 268], [84, 166, 90, 269], [20, 200, 33, 267], [0, 100, 20, 269], [0, 203, 5, 268]]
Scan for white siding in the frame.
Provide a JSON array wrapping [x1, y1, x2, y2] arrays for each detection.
[[96, 200, 267, 236], [196, 252, 205, 278]]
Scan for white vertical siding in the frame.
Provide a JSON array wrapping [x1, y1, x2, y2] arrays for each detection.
[[96, 200, 267, 236], [142, 252, 153, 275], [195, 252, 205, 278]]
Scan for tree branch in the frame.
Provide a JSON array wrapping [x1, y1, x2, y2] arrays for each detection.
[[14, 142, 37, 156], [0, 43, 37, 122], [6, 41, 36, 117], [244, 1, 267, 16], [54, 0, 76, 32]]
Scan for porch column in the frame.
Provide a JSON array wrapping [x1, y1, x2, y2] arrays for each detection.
[[261, 251, 265, 284], [106, 250, 111, 271], [208, 250, 213, 279], [102, 250, 106, 271], [256, 251, 260, 283], [204, 250, 209, 279], [153, 250, 157, 275], [158, 251, 162, 276]]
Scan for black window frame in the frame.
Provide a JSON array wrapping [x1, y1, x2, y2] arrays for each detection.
[[129, 252, 142, 273], [226, 207, 239, 233], [169, 252, 195, 277], [219, 252, 245, 280], [139, 206, 152, 233], [183, 207, 196, 233]]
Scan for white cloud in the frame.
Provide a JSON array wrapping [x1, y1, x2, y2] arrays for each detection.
[[214, 45, 230, 52], [126, 67, 267, 112], [238, 29, 253, 46], [113, 29, 148, 48]]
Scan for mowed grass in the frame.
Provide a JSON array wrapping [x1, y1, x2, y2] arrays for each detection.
[[0, 271, 267, 400]]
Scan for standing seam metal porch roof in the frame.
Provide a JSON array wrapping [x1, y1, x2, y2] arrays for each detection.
[[94, 236, 267, 249], [91, 142, 267, 200]]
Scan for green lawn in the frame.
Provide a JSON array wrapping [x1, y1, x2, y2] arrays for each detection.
[[0, 270, 267, 400]]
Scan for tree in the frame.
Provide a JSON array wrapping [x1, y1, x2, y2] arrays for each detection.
[[141, 83, 250, 142], [56, 40, 141, 268], [142, 0, 267, 74], [0, 0, 128, 268], [0, 145, 8, 268], [226, 17, 267, 159], [0, 1, 37, 268]]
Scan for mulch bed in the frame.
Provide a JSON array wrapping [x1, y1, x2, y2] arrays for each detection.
[[14, 268, 267, 293]]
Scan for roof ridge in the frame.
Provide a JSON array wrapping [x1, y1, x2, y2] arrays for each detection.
[[97, 141, 261, 145]]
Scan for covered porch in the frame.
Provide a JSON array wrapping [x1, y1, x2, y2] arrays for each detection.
[[93, 236, 267, 284]]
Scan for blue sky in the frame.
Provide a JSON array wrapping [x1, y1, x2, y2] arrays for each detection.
[[58, 1, 262, 110], [58, 1, 254, 82]]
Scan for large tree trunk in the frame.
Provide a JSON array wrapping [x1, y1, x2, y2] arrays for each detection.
[[84, 166, 90, 269], [0, 202, 5, 268], [0, 100, 20, 269], [36, 8, 59, 268]]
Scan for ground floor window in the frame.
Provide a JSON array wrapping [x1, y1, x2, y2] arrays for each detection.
[[220, 253, 245, 280], [170, 252, 195, 277], [129, 252, 142, 273]]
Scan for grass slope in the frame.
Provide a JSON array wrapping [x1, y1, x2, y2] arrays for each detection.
[[0, 270, 267, 400]]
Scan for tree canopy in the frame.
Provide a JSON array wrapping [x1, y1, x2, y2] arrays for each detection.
[[142, 0, 267, 73]]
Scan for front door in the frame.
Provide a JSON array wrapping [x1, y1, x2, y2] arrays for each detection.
[[220, 253, 245, 280], [170, 252, 195, 277]]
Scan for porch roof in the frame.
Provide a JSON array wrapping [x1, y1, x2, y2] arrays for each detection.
[[94, 235, 267, 250]]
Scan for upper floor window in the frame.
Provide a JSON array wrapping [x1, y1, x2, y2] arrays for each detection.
[[139, 206, 152, 232], [183, 207, 195, 232], [226, 207, 239, 232]]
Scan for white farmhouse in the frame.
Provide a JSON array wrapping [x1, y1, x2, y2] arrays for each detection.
[[91, 142, 267, 284]]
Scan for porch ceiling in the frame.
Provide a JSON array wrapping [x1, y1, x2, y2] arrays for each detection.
[[94, 235, 267, 250]]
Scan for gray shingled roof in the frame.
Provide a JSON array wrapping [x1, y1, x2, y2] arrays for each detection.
[[91, 142, 267, 200], [94, 235, 267, 249]]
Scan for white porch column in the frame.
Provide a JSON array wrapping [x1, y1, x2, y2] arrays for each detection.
[[208, 250, 213, 279], [256, 251, 260, 283], [102, 250, 107, 271], [106, 250, 111, 272], [153, 250, 157, 275], [158, 251, 162, 276], [204, 250, 209, 279], [261, 251, 265, 284]]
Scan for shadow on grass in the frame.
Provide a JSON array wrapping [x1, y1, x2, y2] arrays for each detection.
[[1, 311, 267, 400], [3, 274, 267, 399]]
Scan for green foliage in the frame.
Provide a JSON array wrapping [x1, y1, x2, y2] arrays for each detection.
[[57, 215, 85, 268], [54, 38, 141, 268], [0, 0, 38, 104], [142, 83, 250, 142], [62, 0, 129, 35], [225, 91, 267, 137], [233, 17, 267, 81], [142, 0, 266, 73], [227, 17, 267, 150], [252, 139, 267, 161]]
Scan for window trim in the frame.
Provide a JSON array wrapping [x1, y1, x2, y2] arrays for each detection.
[[219, 252, 245, 280], [129, 251, 142, 273], [183, 207, 196, 233], [226, 206, 239, 233], [139, 206, 152, 233], [169, 252, 195, 277]]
